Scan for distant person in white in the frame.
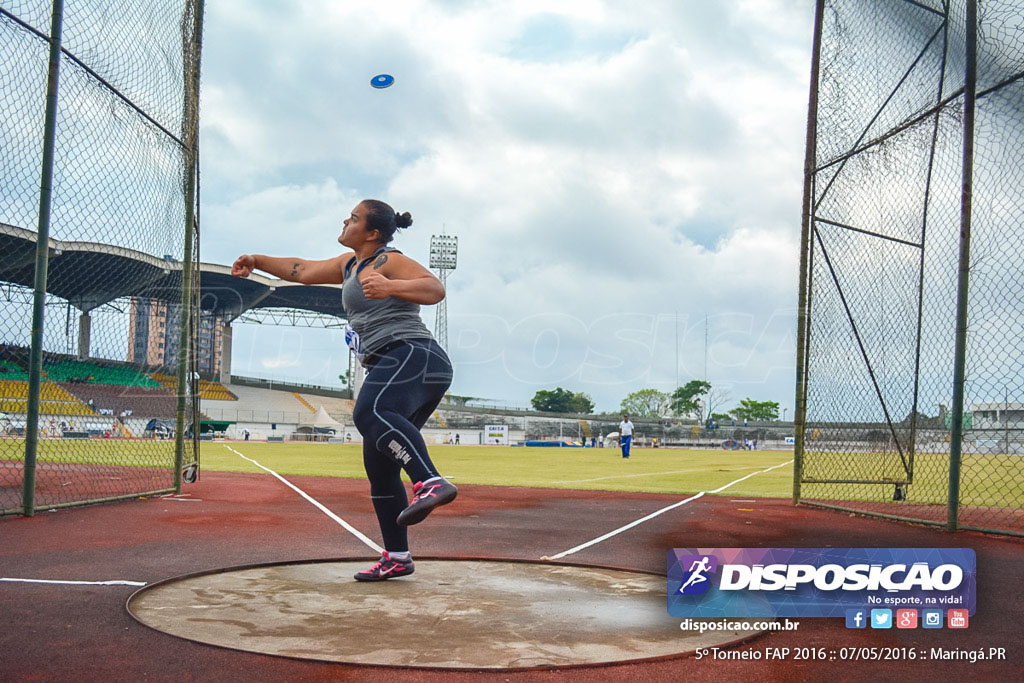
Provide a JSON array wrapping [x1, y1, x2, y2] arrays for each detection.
[[619, 415, 634, 459]]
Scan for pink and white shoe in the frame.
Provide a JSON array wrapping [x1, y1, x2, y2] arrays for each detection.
[[354, 552, 415, 582], [396, 478, 458, 526]]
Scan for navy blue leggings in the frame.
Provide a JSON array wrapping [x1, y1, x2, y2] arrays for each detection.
[[352, 339, 452, 552]]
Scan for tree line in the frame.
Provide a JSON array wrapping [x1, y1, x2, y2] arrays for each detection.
[[529, 380, 780, 422]]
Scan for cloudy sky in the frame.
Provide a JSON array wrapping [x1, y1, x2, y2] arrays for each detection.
[[199, 0, 815, 415]]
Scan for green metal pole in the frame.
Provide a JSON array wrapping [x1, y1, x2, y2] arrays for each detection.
[[174, 0, 205, 492], [948, 0, 977, 532], [793, 0, 825, 506], [908, 3, 952, 490], [173, 179, 195, 492], [23, 0, 66, 517]]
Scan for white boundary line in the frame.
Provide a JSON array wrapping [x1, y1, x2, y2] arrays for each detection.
[[554, 465, 764, 485], [542, 459, 793, 561], [225, 445, 382, 554], [0, 578, 146, 586]]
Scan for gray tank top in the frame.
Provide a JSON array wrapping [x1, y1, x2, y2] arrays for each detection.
[[341, 248, 434, 354]]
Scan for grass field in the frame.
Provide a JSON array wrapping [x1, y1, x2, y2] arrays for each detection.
[[801, 449, 1024, 507], [1, 439, 794, 497], [204, 442, 797, 497], [5, 440, 1021, 507], [0, 437, 176, 467]]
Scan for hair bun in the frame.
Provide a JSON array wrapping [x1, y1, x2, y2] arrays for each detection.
[[395, 211, 413, 228]]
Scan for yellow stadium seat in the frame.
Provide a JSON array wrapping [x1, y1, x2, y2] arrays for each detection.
[[0, 380, 95, 415]]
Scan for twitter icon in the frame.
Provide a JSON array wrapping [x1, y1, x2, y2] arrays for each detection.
[[870, 609, 893, 629]]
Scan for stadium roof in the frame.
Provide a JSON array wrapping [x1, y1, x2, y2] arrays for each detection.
[[0, 223, 345, 321]]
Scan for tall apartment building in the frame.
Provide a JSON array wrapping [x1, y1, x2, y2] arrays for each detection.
[[128, 297, 222, 375]]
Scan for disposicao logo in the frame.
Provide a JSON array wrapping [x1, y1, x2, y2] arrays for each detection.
[[667, 548, 976, 618], [675, 554, 718, 595]]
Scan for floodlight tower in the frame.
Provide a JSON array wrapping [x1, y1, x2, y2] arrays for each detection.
[[429, 233, 458, 351]]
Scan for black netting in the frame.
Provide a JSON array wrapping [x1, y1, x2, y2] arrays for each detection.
[[798, 0, 1024, 535], [1, 1, 202, 514]]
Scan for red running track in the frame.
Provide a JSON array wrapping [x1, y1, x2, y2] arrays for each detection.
[[1, 470, 1022, 681]]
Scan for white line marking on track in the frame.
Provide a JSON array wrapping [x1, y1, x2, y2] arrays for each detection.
[[0, 578, 146, 587], [543, 459, 793, 561], [225, 445, 382, 554]]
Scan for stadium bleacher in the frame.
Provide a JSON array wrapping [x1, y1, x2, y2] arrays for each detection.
[[0, 380, 94, 416], [58, 383, 178, 419], [296, 394, 354, 422], [0, 347, 232, 430], [43, 359, 162, 387], [0, 359, 29, 381], [150, 372, 237, 401], [202, 384, 327, 421], [0, 350, 210, 420]]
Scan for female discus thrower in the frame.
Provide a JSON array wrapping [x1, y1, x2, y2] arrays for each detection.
[[231, 199, 457, 581]]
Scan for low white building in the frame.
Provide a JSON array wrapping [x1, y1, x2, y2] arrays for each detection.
[[971, 402, 1024, 430], [970, 402, 1023, 454]]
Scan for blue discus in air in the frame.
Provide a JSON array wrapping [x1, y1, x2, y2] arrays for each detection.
[[371, 74, 394, 89]]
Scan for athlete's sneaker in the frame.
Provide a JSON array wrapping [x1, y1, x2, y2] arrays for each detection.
[[353, 552, 415, 582], [396, 478, 458, 526]]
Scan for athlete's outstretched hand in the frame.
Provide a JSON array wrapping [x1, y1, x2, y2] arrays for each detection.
[[232, 254, 255, 277]]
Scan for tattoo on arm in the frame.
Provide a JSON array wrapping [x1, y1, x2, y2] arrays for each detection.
[[372, 254, 389, 270], [290, 262, 300, 277]]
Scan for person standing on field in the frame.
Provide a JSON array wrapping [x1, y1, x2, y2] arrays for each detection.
[[232, 199, 456, 582], [619, 414, 634, 459]]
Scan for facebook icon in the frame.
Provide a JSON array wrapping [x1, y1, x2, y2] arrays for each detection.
[[846, 609, 867, 629]]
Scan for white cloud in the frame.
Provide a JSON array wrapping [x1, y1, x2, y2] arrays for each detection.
[[199, 0, 815, 412], [260, 354, 302, 370], [203, 179, 360, 260]]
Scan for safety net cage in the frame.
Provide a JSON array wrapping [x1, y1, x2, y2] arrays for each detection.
[[794, 0, 1024, 535], [0, 0, 204, 515]]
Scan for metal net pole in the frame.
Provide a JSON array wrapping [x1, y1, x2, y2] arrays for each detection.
[[21, 0, 65, 516], [794, 0, 826, 506], [946, 0, 977, 531]]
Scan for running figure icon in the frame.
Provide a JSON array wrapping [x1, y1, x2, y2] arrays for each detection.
[[679, 556, 712, 593]]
